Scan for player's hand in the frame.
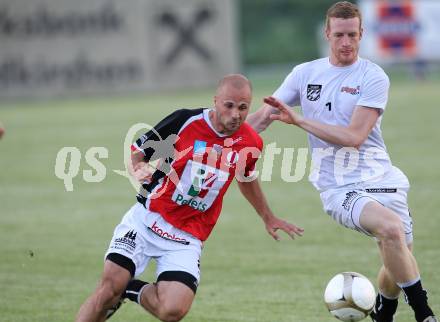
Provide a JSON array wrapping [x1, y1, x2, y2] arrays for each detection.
[[132, 162, 155, 183], [263, 96, 303, 126], [264, 215, 304, 241]]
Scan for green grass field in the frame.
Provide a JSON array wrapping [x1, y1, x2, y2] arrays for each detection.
[[1, 75, 439, 322]]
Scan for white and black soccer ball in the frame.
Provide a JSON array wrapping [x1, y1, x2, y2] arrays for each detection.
[[324, 272, 376, 322]]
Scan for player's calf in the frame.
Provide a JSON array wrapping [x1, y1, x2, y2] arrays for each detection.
[[93, 278, 126, 316], [76, 280, 126, 322], [105, 297, 125, 320], [90, 258, 132, 320]]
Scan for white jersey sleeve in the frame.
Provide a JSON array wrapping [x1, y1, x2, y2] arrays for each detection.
[[272, 64, 304, 107], [357, 66, 390, 112]]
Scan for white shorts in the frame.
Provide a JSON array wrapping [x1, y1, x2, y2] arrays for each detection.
[[105, 203, 202, 282], [320, 167, 413, 244]]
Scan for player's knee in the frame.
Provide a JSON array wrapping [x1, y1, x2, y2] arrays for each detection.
[[378, 215, 404, 243], [157, 309, 187, 322], [157, 303, 188, 322]]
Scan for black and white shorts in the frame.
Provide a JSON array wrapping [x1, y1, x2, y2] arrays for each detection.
[[105, 203, 202, 288]]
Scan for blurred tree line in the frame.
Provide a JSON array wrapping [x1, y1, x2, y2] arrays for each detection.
[[239, 0, 338, 65]]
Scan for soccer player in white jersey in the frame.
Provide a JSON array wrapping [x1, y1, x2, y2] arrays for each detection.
[[247, 2, 436, 322]]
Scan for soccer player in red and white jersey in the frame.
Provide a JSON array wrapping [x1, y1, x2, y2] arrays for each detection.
[[247, 2, 436, 322], [75, 74, 304, 322]]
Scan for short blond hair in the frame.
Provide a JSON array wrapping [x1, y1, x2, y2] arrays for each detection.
[[325, 1, 362, 30]]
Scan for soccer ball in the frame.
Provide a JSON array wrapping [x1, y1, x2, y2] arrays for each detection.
[[324, 272, 376, 322]]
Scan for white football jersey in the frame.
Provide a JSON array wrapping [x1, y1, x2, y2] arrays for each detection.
[[273, 57, 405, 191]]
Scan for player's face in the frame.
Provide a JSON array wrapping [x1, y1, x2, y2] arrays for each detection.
[[326, 17, 362, 66], [213, 85, 251, 135]]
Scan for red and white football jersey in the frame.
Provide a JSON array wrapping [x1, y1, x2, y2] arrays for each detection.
[[132, 108, 263, 241]]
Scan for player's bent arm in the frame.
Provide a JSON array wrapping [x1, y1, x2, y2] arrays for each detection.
[[236, 178, 273, 221], [246, 104, 278, 133], [266, 96, 380, 148], [297, 106, 380, 148], [236, 179, 304, 240], [129, 150, 154, 183]]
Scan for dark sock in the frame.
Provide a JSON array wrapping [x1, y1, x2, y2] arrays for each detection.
[[401, 280, 434, 322], [124, 279, 148, 304], [371, 293, 398, 322]]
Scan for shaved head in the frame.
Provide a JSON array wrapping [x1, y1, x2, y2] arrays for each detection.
[[216, 74, 252, 96], [211, 73, 252, 135]]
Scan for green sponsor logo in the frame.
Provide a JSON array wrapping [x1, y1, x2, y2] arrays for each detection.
[[174, 193, 207, 211]]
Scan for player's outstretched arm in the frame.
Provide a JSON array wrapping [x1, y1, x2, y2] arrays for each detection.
[[246, 103, 279, 133], [236, 179, 304, 241], [264, 96, 380, 148]]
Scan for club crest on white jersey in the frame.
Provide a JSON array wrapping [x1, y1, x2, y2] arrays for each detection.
[[307, 84, 322, 101]]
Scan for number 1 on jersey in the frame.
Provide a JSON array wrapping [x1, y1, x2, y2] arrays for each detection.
[[325, 102, 331, 111]]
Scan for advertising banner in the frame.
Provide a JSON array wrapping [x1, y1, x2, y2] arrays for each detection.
[[359, 0, 440, 63], [0, 0, 238, 99]]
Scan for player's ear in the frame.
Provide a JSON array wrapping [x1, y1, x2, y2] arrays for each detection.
[[325, 26, 330, 40], [359, 27, 363, 40]]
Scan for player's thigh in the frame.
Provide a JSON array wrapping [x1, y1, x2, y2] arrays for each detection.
[[359, 201, 405, 240], [320, 189, 378, 236], [156, 280, 196, 313], [321, 189, 409, 240], [374, 188, 413, 244]]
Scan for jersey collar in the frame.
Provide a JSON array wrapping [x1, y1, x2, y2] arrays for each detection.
[[327, 56, 361, 70], [203, 109, 229, 137]]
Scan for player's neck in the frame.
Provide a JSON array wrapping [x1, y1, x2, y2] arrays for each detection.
[[209, 110, 234, 136], [329, 55, 359, 67]]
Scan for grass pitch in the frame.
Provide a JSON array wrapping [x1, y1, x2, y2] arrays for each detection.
[[0, 75, 439, 322]]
